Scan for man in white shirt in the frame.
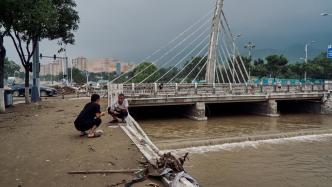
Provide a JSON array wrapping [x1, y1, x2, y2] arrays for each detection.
[[108, 93, 129, 123]]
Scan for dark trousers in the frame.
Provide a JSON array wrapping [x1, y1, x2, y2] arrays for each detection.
[[74, 118, 102, 132], [108, 108, 128, 120]]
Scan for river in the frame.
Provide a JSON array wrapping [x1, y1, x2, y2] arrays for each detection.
[[138, 114, 332, 187]]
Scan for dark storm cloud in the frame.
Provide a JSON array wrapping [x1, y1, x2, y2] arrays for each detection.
[[4, 0, 332, 64]]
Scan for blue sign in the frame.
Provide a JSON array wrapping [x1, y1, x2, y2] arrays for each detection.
[[328, 45, 332, 59]]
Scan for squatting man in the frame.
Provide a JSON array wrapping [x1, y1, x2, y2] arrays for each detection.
[[108, 93, 129, 123], [74, 93, 129, 138], [74, 94, 105, 138]]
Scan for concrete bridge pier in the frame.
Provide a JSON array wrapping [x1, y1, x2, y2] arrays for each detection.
[[186, 102, 208, 121], [251, 100, 280, 117], [321, 93, 332, 114]]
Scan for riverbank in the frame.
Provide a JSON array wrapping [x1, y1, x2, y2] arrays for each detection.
[[0, 98, 162, 187]]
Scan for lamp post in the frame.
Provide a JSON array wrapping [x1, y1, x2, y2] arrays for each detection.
[[232, 34, 241, 83], [321, 11, 331, 16], [84, 70, 89, 93], [304, 41, 316, 81], [70, 59, 73, 86], [244, 42, 255, 59]]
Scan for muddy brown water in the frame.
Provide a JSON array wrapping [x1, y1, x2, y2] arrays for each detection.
[[138, 114, 332, 187]]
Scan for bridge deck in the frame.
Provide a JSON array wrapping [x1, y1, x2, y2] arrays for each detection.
[[108, 83, 330, 107]]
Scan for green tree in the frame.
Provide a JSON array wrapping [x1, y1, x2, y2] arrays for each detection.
[[179, 56, 207, 83], [156, 67, 179, 83], [71, 68, 85, 84], [265, 55, 288, 79], [130, 62, 158, 83], [4, 58, 20, 79], [1, 0, 79, 103], [252, 58, 267, 78]]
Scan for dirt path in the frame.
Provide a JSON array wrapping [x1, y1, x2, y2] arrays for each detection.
[[0, 98, 162, 187]]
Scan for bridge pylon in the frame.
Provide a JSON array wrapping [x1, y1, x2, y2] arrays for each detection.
[[205, 0, 224, 84]]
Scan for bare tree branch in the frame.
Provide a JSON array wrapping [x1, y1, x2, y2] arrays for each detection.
[[26, 38, 31, 57], [14, 30, 27, 65], [8, 32, 26, 67], [28, 38, 38, 65]]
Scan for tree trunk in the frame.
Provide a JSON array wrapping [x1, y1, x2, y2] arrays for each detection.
[[0, 36, 6, 113], [24, 67, 30, 104]]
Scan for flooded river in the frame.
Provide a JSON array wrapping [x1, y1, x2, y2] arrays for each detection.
[[138, 114, 332, 187]]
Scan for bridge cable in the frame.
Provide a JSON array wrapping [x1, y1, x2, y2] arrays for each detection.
[[191, 57, 209, 83], [221, 10, 250, 82], [123, 14, 212, 84], [215, 60, 221, 83], [215, 52, 224, 83], [153, 33, 210, 83], [179, 51, 209, 83], [139, 33, 208, 84], [218, 22, 244, 83], [216, 48, 227, 83], [218, 19, 246, 83], [217, 31, 240, 83], [166, 46, 205, 84], [166, 43, 207, 83], [152, 27, 211, 83], [110, 9, 213, 83], [155, 25, 209, 82], [217, 46, 231, 83], [154, 30, 210, 83]]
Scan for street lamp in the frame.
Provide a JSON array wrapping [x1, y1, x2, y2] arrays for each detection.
[[304, 41, 316, 81], [83, 70, 89, 93], [321, 11, 331, 16], [244, 41, 255, 59], [232, 34, 242, 83]]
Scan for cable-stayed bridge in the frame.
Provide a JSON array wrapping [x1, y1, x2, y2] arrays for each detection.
[[107, 0, 332, 120]]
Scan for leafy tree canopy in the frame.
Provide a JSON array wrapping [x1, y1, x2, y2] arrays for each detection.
[[4, 58, 20, 79]]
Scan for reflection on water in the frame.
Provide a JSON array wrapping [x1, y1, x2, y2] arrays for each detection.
[[139, 114, 332, 187]]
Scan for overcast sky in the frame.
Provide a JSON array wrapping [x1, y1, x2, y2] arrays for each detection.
[[4, 0, 332, 64]]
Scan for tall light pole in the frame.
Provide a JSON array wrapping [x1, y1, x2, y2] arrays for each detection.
[[232, 34, 241, 83], [244, 42, 255, 59], [31, 39, 40, 102], [70, 59, 73, 86], [304, 41, 316, 81], [321, 11, 331, 16]]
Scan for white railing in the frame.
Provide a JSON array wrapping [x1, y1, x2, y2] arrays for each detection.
[[109, 82, 329, 98]]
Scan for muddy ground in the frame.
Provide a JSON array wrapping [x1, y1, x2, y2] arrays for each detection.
[[0, 97, 163, 187]]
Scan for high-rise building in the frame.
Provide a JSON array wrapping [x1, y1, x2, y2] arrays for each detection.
[[41, 57, 135, 76], [40, 59, 65, 76], [85, 58, 135, 73], [72, 57, 87, 71]]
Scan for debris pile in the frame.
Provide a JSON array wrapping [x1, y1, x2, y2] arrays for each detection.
[[52, 85, 77, 95]]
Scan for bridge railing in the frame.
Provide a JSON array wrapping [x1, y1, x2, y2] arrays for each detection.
[[113, 82, 330, 98]]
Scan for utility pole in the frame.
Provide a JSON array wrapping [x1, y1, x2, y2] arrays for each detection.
[[304, 41, 315, 82], [244, 42, 255, 59], [205, 0, 224, 84], [70, 59, 73, 85], [31, 39, 40, 102]]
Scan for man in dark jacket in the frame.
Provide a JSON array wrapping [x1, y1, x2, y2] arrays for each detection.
[[74, 94, 105, 138]]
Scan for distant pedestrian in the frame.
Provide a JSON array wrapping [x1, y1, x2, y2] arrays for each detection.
[[74, 94, 105, 138], [158, 83, 164, 90], [108, 93, 129, 123]]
